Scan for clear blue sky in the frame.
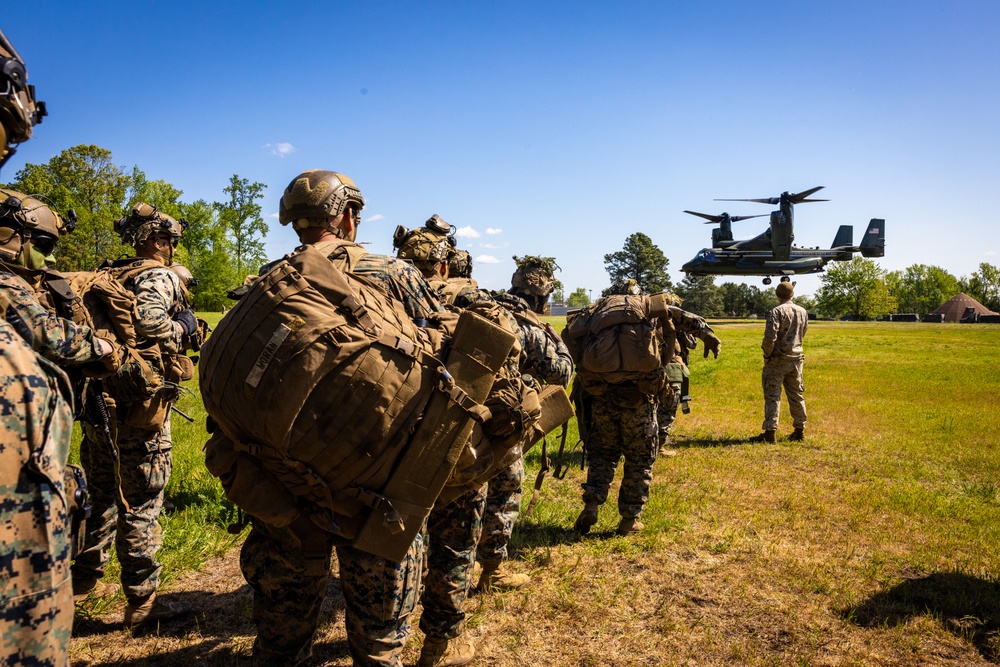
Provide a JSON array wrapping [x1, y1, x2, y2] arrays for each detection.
[[5, 1, 999, 298]]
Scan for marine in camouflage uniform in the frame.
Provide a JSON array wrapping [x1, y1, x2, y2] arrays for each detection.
[[0, 316, 76, 667], [753, 281, 808, 443], [575, 301, 720, 536], [396, 225, 495, 666], [71, 203, 196, 626], [239, 170, 436, 667], [0, 32, 90, 667], [478, 257, 573, 590]]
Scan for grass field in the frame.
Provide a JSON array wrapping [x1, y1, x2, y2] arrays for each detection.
[[70, 318, 1000, 666]]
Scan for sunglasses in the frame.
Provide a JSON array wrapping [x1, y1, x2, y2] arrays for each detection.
[[29, 233, 57, 256]]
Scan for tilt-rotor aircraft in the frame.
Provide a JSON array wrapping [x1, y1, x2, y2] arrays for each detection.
[[680, 186, 885, 284]]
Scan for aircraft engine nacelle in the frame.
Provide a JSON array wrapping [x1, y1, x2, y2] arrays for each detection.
[[770, 210, 793, 261]]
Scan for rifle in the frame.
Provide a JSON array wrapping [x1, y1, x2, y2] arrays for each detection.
[[84, 379, 130, 511]]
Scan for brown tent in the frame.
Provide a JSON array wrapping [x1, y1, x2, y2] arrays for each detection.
[[930, 293, 998, 323]]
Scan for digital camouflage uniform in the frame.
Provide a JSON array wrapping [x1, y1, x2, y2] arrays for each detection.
[[72, 263, 186, 604], [0, 317, 75, 667], [0, 270, 107, 366], [479, 292, 573, 569], [419, 278, 520, 645], [761, 299, 808, 432], [581, 305, 717, 523], [240, 242, 440, 667], [582, 393, 659, 518]]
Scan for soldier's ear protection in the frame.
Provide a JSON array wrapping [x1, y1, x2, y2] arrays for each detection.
[[392, 225, 408, 250]]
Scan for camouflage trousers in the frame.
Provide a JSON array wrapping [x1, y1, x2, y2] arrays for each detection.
[[420, 486, 486, 640], [582, 396, 658, 519], [762, 356, 807, 431], [0, 334, 75, 667], [240, 519, 424, 667], [72, 415, 172, 603], [477, 457, 523, 568], [656, 380, 683, 444]]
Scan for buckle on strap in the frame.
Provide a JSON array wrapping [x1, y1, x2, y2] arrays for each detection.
[[437, 369, 492, 423]]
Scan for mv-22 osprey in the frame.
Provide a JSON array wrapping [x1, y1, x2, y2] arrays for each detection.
[[681, 186, 885, 284]]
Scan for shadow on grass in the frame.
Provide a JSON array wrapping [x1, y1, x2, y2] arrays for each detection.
[[72, 577, 350, 666], [510, 519, 586, 555], [842, 571, 1000, 662]]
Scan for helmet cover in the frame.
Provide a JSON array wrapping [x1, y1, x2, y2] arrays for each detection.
[[510, 255, 560, 297], [114, 202, 187, 246], [279, 169, 365, 230]]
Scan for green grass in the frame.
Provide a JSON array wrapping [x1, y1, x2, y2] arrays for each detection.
[[73, 318, 1000, 665]]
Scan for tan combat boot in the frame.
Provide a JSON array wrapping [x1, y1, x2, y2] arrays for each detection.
[[616, 517, 644, 536], [788, 428, 805, 441], [474, 562, 529, 591], [574, 503, 600, 535], [124, 593, 192, 629], [749, 430, 776, 443], [417, 635, 476, 667], [72, 578, 119, 602]]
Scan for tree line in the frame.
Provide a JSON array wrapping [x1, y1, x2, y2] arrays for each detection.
[[7, 149, 998, 319], [561, 232, 1000, 320], [2, 144, 268, 312]]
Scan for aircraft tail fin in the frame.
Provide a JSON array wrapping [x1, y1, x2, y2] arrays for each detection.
[[860, 218, 885, 257], [831, 225, 853, 248]]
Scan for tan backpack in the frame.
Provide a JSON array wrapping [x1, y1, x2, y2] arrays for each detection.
[[563, 293, 674, 395], [201, 244, 516, 561]]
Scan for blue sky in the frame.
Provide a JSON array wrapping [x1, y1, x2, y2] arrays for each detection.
[[5, 1, 999, 298]]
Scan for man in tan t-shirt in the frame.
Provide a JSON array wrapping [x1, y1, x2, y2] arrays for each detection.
[[751, 281, 808, 443]]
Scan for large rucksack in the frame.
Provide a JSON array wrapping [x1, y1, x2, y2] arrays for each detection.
[[563, 293, 673, 396], [200, 243, 516, 561]]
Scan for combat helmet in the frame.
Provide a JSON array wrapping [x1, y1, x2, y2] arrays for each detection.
[[511, 255, 559, 297], [449, 249, 473, 279], [279, 170, 365, 234], [114, 202, 186, 248], [0, 188, 74, 266], [393, 214, 455, 274], [169, 263, 199, 288], [0, 30, 46, 168]]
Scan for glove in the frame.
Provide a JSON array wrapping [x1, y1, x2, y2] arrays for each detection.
[[703, 332, 721, 359], [173, 308, 198, 337]]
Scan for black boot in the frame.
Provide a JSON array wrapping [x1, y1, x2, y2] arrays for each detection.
[[789, 428, 804, 441], [749, 430, 776, 443]]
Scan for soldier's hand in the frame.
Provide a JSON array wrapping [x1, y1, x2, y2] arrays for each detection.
[[703, 332, 721, 359], [173, 308, 198, 337]]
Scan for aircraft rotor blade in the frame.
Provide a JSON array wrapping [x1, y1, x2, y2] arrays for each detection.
[[715, 197, 780, 205], [788, 186, 827, 204], [729, 214, 768, 222], [683, 210, 722, 223]]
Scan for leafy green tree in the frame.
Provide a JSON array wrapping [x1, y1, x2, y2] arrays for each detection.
[[794, 293, 817, 314], [567, 287, 590, 307], [962, 262, 1000, 311], [815, 257, 896, 319], [5, 144, 132, 270], [749, 285, 779, 317], [719, 282, 755, 317], [178, 199, 237, 311], [675, 274, 723, 316], [551, 279, 565, 305], [215, 175, 268, 280], [603, 232, 672, 294], [888, 264, 960, 315]]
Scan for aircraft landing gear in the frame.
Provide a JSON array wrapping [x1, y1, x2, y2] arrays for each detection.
[[779, 276, 791, 283], [763, 277, 772, 285]]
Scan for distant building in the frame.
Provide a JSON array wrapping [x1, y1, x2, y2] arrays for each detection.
[[930, 293, 999, 323]]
